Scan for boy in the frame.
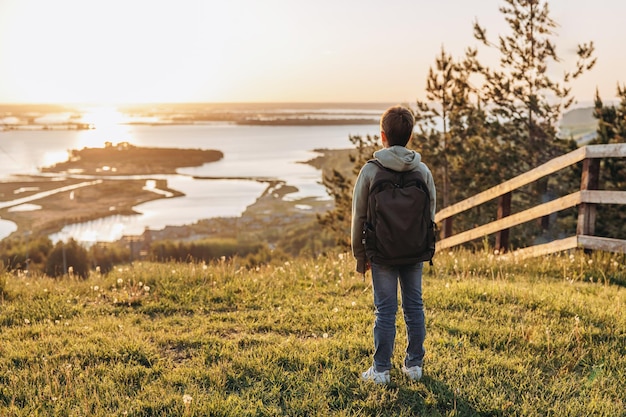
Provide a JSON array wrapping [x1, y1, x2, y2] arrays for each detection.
[[351, 105, 436, 384]]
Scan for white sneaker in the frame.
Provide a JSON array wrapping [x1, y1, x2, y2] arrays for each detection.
[[361, 366, 390, 384], [402, 365, 423, 381]]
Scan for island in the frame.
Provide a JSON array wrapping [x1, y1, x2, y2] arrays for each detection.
[[40, 141, 224, 175]]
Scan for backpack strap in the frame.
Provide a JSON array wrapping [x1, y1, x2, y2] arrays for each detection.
[[368, 159, 426, 189], [367, 159, 393, 172]]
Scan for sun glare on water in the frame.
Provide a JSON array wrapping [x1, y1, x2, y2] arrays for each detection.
[[75, 107, 132, 148]]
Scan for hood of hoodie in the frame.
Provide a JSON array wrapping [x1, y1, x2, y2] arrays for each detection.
[[373, 146, 422, 172]]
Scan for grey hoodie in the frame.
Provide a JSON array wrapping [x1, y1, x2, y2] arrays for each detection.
[[351, 146, 436, 273]]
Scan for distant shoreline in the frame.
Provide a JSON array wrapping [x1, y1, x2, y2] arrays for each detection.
[[0, 102, 385, 130]]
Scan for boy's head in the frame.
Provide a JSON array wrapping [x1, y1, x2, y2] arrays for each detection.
[[380, 105, 414, 147]]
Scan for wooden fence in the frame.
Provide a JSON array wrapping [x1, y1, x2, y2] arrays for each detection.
[[434, 143, 626, 259]]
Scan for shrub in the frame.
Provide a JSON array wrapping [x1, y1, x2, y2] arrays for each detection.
[[44, 238, 89, 278]]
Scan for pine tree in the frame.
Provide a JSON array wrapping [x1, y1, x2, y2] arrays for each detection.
[[414, 47, 462, 210], [472, 0, 595, 172], [471, 0, 595, 239], [317, 134, 378, 249], [414, 47, 508, 238], [592, 86, 626, 239]]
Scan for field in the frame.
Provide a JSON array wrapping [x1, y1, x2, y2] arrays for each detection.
[[1, 248, 624, 416]]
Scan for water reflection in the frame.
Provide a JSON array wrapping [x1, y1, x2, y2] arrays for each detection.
[[49, 178, 268, 244], [0, 219, 17, 238]]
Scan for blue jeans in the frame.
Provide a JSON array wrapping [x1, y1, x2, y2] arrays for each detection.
[[370, 262, 425, 372]]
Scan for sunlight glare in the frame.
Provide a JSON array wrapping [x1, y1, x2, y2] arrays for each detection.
[[42, 151, 71, 168], [76, 106, 132, 148], [80, 107, 126, 129]]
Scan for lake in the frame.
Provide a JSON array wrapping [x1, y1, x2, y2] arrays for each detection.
[[0, 110, 382, 243]]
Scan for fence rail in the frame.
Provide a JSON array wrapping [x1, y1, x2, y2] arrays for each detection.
[[434, 143, 626, 258]]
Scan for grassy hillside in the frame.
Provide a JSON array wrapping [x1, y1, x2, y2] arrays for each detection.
[[0, 249, 624, 416]]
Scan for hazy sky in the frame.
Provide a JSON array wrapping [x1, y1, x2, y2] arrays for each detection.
[[0, 0, 623, 104]]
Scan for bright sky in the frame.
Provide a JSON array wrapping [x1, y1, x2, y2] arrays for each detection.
[[0, 0, 624, 105]]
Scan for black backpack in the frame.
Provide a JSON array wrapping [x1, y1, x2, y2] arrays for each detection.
[[363, 159, 436, 265]]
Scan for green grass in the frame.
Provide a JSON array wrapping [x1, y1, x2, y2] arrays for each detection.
[[0, 250, 625, 416]]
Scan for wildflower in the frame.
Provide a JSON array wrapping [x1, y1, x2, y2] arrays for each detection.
[[587, 259, 593, 265], [284, 261, 290, 266], [351, 301, 357, 307], [202, 264, 208, 270], [323, 333, 329, 338], [332, 307, 339, 313], [95, 266, 101, 273], [117, 278, 123, 285], [183, 394, 193, 405], [143, 285, 150, 292], [338, 253, 344, 260], [92, 285, 99, 291], [24, 318, 31, 325]]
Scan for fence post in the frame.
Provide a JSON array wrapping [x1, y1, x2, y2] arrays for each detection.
[[441, 217, 453, 241], [577, 158, 600, 236], [495, 191, 511, 252]]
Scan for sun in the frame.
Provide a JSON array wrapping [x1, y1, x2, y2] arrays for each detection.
[[75, 107, 132, 149], [80, 107, 126, 128]]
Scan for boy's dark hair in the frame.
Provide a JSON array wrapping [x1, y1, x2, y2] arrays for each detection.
[[380, 106, 415, 146]]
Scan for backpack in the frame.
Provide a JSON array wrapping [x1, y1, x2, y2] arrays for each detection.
[[363, 159, 436, 265]]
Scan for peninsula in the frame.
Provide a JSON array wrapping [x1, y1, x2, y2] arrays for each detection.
[[0, 143, 224, 239]]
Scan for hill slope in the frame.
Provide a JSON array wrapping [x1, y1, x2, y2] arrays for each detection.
[[1, 250, 624, 416]]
